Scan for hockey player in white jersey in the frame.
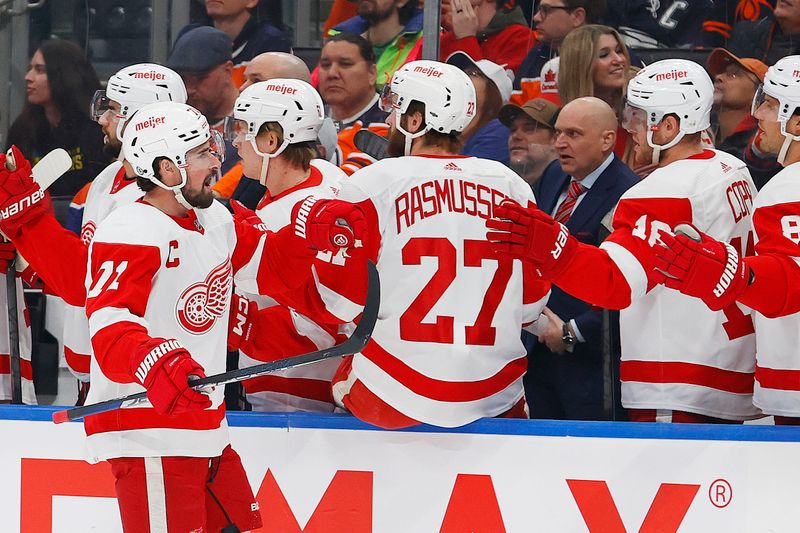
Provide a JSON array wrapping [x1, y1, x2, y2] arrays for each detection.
[[0, 64, 187, 403], [223, 78, 354, 412], [0, 101, 361, 532], [487, 59, 760, 423], [323, 60, 551, 429], [654, 56, 800, 424]]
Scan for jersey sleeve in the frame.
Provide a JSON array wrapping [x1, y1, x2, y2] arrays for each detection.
[[13, 211, 89, 306], [554, 195, 694, 309], [740, 200, 800, 317], [85, 241, 162, 383]]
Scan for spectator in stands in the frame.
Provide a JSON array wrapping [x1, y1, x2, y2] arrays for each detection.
[[707, 48, 780, 190], [513, 0, 605, 103], [318, 33, 389, 175], [523, 97, 638, 421], [447, 52, 513, 161], [605, 0, 712, 48], [326, 0, 423, 88], [180, 0, 291, 87], [703, 0, 775, 48], [439, 0, 537, 74], [240, 51, 312, 89], [558, 25, 630, 113], [558, 25, 632, 159], [6, 39, 108, 198], [498, 97, 559, 186], [167, 26, 241, 174], [728, 0, 800, 65]]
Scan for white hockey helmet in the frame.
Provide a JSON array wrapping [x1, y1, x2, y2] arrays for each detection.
[[624, 59, 713, 163], [122, 102, 223, 209], [752, 55, 800, 164], [91, 63, 188, 140], [224, 78, 323, 184], [379, 60, 476, 154]]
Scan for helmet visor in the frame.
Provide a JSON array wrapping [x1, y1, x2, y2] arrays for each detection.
[[210, 129, 226, 164], [223, 116, 248, 143], [621, 103, 648, 133], [90, 90, 112, 122], [379, 83, 400, 113]]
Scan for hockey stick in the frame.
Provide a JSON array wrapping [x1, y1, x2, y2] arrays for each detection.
[[353, 129, 389, 161], [52, 260, 380, 423], [2, 148, 73, 403]]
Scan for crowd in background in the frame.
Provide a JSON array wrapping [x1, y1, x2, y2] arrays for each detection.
[[1, 0, 793, 424]]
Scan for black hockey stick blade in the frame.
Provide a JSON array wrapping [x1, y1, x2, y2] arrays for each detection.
[[353, 129, 388, 161], [53, 260, 380, 424]]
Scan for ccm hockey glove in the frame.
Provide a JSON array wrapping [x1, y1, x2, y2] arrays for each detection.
[[486, 200, 578, 279], [291, 195, 367, 252], [0, 145, 49, 239], [653, 223, 751, 311], [131, 338, 212, 416]]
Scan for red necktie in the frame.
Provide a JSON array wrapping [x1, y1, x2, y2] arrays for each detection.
[[553, 180, 585, 224]]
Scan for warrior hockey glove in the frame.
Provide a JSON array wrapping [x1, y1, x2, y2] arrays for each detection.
[[486, 200, 578, 279], [227, 293, 257, 352], [0, 146, 49, 239], [653, 223, 751, 311], [131, 338, 212, 416], [291, 196, 367, 252]]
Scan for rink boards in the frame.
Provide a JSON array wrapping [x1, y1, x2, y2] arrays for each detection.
[[4, 406, 800, 532]]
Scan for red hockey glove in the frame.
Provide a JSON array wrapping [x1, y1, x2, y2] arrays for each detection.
[[486, 200, 578, 279], [0, 145, 49, 239], [131, 338, 212, 416], [291, 195, 367, 252], [231, 200, 268, 232], [653, 223, 751, 311], [227, 293, 257, 352], [0, 240, 15, 272]]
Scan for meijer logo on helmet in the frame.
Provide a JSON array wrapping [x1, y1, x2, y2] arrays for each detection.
[[131, 71, 166, 80], [135, 116, 166, 131], [265, 83, 297, 95], [412, 65, 444, 78], [655, 70, 688, 81]]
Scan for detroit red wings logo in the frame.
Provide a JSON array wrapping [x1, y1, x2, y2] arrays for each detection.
[[175, 260, 233, 334], [80, 221, 96, 246]]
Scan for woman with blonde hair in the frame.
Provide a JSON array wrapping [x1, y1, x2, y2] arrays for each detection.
[[558, 25, 632, 114]]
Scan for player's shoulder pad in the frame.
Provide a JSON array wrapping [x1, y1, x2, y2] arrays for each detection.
[[90, 202, 166, 247], [196, 198, 233, 231], [311, 158, 347, 186], [85, 161, 125, 200]]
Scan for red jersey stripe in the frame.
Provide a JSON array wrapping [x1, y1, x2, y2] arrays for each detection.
[[621, 360, 754, 394]]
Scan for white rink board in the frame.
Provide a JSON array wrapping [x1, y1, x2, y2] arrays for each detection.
[[4, 407, 800, 532]]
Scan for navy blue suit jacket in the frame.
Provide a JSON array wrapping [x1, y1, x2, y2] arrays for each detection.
[[529, 156, 639, 356]]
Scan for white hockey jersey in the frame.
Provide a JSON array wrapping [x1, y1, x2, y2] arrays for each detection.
[[333, 155, 550, 428], [84, 198, 302, 462], [747, 162, 800, 416], [557, 150, 759, 420], [239, 159, 348, 412], [64, 162, 142, 381]]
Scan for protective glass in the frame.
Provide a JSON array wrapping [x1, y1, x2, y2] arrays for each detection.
[[379, 83, 400, 113], [621, 103, 649, 133], [223, 116, 248, 143], [90, 90, 112, 122]]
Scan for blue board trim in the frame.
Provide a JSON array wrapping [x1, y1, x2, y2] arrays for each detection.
[[6, 405, 800, 442]]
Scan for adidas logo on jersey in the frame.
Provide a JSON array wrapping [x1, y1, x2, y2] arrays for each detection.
[[720, 162, 732, 173], [444, 162, 462, 172]]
